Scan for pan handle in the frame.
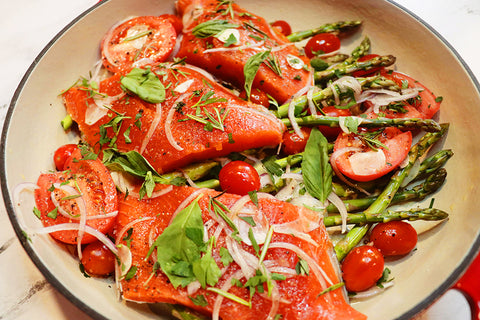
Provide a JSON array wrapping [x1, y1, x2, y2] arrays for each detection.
[[454, 250, 480, 320]]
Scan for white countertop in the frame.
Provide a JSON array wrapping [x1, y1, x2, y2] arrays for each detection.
[[0, 0, 478, 319]]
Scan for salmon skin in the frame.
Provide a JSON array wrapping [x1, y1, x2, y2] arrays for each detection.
[[175, 0, 311, 104], [116, 184, 367, 320], [63, 63, 285, 173]]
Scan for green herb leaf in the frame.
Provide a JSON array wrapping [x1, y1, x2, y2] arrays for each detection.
[[33, 207, 41, 219], [301, 128, 333, 203], [47, 207, 58, 219], [125, 265, 138, 281], [192, 20, 240, 38], [243, 50, 271, 101], [219, 247, 234, 267], [192, 238, 222, 289], [189, 294, 209, 307], [121, 67, 165, 104], [295, 258, 310, 276]]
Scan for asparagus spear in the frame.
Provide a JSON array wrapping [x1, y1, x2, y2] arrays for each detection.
[[324, 207, 448, 227], [334, 124, 449, 261], [310, 36, 370, 71], [314, 55, 396, 84], [282, 115, 442, 132], [274, 75, 400, 118], [286, 20, 362, 43], [327, 168, 447, 213]]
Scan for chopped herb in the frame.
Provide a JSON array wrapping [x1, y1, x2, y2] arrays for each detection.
[[47, 207, 58, 219], [124, 265, 138, 281], [219, 247, 234, 267], [121, 29, 152, 42], [227, 132, 235, 144], [192, 20, 240, 38], [239, 216, 256, 227], [377, 267, 394, 288], [206, 287, 251, 307], [122, 228, 134, 248], [248, 228, 260, 255], [123, 126, 132, 144], [317, 282, 345, 297], [189, 294, 209, 307], [435, 96, 443, 103], [295, 258, 310, 276], [248, 190, 258, 207], [33, 207, 42, 219]]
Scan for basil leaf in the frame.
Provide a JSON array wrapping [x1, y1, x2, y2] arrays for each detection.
[[219, 247, 233, 267], [103, 149, 163, 181], [147, 197, 204, 288], [342, 116, 362, 134], [121, 67, 165, 103], [192, 20, 240, 38], [243, 50, 271, 100], [301, 128, 333, 203], [192, 238, 222, 289]]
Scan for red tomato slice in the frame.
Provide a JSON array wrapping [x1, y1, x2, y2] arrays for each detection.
[[35, 148, 118, 244], [101, 16, 177, 73], [333, 127, 412, 182], [381, 70, 442, 119]]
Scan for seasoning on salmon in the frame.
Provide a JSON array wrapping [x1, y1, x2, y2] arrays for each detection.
[[62, 63, 285, 174], [175, 0, 312, 104], [115, 184, 367, 320]]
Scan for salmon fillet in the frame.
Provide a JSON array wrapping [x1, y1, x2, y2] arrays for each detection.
[[115, 184, 367, 320], [63, 64, 285, 173], [175, 0, 312, 104]]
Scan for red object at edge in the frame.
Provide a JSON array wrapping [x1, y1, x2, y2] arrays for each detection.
[[454, 250, 480, 320]]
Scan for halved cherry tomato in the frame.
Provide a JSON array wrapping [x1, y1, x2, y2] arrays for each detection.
[[370, 221, 418, 256], [380, 70, 442, 119], [282, 127, 312, 155], [239, 88, 270, 107], [304, 33, 341, 59], [219, 160, 261, 195], [159, 14, 183, 35], [333, 127, 412, 182], [352, 54, 384, 77], [35, 148, 118, 244], [81, 241, 116, 277], [318, 106, 352, 140], [342, 245, 385, 292], [101, 16, 177, 73], [271, 20, 292, 36]]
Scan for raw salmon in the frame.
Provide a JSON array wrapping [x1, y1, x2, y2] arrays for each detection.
[[115, 184, 366, 320], [63, 64, 285, 173], [175, 0, 312, 104]]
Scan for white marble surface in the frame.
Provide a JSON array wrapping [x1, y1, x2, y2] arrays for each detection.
[[0, 0, 479, 319]]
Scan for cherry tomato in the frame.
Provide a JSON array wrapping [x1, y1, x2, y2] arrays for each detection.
[[380, 70, 441, 119], [271, 20, 292, 36], [219, 160, 261, 195], [81, 241, 116, 277], [342, 245, 385, 292], [370, 221, 418, 256], [159, 14, 183, 35], [101, 16, 177, 73], [304, 33, 341, 59], [239, 88, 270, 107], [35, 148, 118, 244], [282, 127, 312, 155], [318, 106, 352, 140], [333, 127, 412, 182], [53, 144, 77, 171], [352, 54, 384, 77]]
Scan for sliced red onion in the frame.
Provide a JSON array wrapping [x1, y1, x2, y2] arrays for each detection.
[[165, 94, 188, 151], [327, 191, 348, 233], [269, 242, 333, 289], [211, 269, 244, 320], [140, 103, 162, 154], [350, 281, 394, 300], [168, 189, 206, 225]]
